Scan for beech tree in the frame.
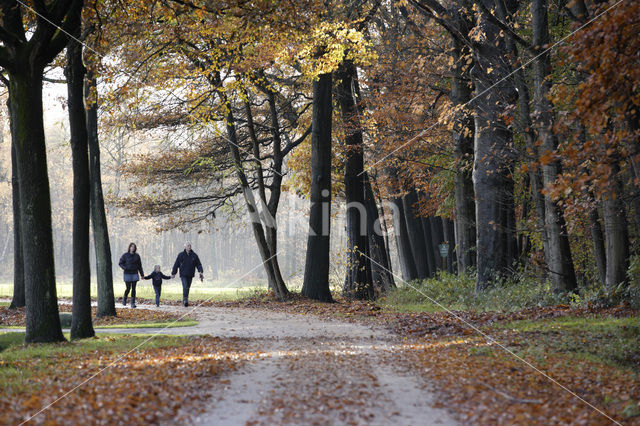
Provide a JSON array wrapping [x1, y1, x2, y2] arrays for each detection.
[[86, 69, 116, 317], [65, 29, 95, 339], [338, 59, 373, 300], [7, 98, 24, 309], [301, 73, 334, 302]]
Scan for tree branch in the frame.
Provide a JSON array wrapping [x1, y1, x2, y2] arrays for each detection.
[[475, 0, 535, 53], [282, 125, 311, 157], [409, 0, 472, 48]]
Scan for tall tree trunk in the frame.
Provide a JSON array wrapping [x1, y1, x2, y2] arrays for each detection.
[[589, 202, 607, 286], [420, 217, 436, 277], [263, 88, 289, 296], [471, 1, 518, 290], [302, 73, 334, 302], [443, 217, 456, 273], [429, 216, 445, 272], [603, 156, 630, 289], [66, 38, 95, 339], [518, 174, 532, 260], [9, 126, 24, 309], [85, 71, 116, 317], [363, 173, 395, 293], [403, 190, 430, 279], [370, 174, 394, 272], [8, 69, 64, 343], [451, 38, 476, 274], [337, 60, 373, 300], [390, 196, 418, 281], [532, 0, 577, 293]]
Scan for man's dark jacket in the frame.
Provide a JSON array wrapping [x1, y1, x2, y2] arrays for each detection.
[[172, 250, 203, 277]]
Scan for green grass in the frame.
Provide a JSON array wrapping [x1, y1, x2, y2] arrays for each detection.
[[494, 315, 640, 373], [0, 280, 266, 302], [0, 332, 24, 352], [0, 332, 193, 395]]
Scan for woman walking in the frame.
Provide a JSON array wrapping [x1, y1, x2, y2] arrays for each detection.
[[119, 242, 144, 308]]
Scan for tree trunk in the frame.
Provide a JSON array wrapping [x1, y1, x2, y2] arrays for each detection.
[[9, 121, 24, 309], [518, 174, 532, 259], [337, 60, 373, 300], [532, 0, 577, 293], [471, 1, 518, 290], [429, 216, 445, 272], [589, 202, 606, 286], [451, 38, 476, 274], [420, 217, 436, 277], [603, 157, 630, 289], [403, 191, 429, 279], [85, 71, 116, 317], [263, 89, 289, 296], [370, 174, 394, 272], [302, 73, 334, 302], [363, 173, 395, 294], [443, 217, 456, 273], [8, 69, 64, 343], [390, 196, 418, 281], [66, 38, 95, 339]]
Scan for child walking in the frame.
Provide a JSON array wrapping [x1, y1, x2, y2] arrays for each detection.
[[144, 265, 172, 307]]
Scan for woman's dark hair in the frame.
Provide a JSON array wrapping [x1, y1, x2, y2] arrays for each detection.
[[128, 242, 137, 253]]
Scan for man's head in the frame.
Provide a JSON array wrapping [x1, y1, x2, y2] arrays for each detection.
[[184, 241, 192, 252]]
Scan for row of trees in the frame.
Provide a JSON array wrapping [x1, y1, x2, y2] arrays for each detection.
[[0, 0, 118, 342], [377, 0, 639, 293], [1, 0, 637, 342], [111, 0, 638, 303]]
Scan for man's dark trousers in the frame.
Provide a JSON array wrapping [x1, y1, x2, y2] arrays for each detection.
[[181, 276, 194, 306]]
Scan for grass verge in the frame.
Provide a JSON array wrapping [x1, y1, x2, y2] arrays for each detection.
[[492, 315, 640, 373], [0, 332, 190, 395], [0, 331, 246, 424]]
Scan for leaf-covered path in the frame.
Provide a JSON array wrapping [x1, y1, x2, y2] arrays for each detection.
[[133, 304, 456, 425]]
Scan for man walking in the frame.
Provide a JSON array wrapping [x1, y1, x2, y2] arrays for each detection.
[[171, 241, 204, 307]]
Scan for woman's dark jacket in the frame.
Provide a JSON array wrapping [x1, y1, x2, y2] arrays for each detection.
[[171, 250, 203, 277], [119, 252, 144, 276], [144, 271, 171, 286]]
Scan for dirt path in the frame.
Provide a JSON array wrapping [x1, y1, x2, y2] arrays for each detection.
[[150, 304, 455, 425]]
